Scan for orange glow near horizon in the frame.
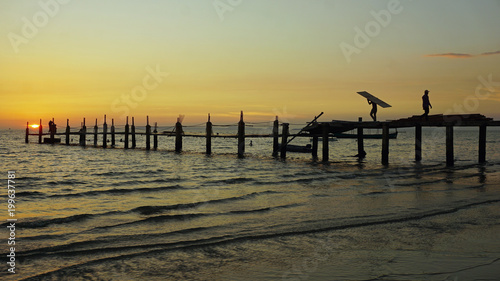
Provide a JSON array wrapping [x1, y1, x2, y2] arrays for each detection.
[[30, 124, 40, 129]]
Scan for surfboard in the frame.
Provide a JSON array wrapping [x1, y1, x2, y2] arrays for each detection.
[[357, 91, 392, 108]]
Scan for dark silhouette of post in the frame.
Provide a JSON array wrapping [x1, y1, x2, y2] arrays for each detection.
[[38, 119, 43, 144], [25, 122, 29, 143], [102, 115, 107, 148], [322, 123, 329, 162], [80, 118, 86, 147], [273, 116, 279, 157], [65, 119, 70, 145], [357, 117, 365, 158], [146, 116, 151, 150], [131, 117, 136, 149], [479, 124, 487, 163], [415, 124, 422, 161], [50, 118, 55, 143], [312, 136, 318, 160], [280, 123, 289, 159], [153, 122, 158, 150], [175, 118, 183, 153], [206, 114, 212, 155], [382, 124, 389, 165], [124, 116, 130, 149], [446, 125, 454, 166], [238, 111, 245, 158], [111, 119, 116, 147], [93, 119, 98, 147]]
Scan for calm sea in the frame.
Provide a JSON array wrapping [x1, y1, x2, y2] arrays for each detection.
[[1, 125, 500, 281]]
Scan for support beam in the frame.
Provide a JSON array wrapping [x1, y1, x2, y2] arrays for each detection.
[[272, 116, 279, 157], [25, 122, 29, 143], [131, 117, 136, 149], [479, 124, 486, 163], [357, 117, 365, 158], [312, 136, 318, 160], [322, 123, 329, 162], [238, 111, 245, 158], [382, 124, 389, 165], [93, 119, 98, 147], [38, 119, 43, 144], [102, 115, 107, 148], [111, 119, 115, 147], [124, 116, 129, 149], [206, 114, 212, 155], [415, 124, 422, 162], [65, 119, 70, 145], [446, 125, 454, 167], [280, 123, 289, 160], [146, 116, 151, 150], [80, 118, 86, 147], [153, 122, 158, 150], [50, 118, 55, 143]]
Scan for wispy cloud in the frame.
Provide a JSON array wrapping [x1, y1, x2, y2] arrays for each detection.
[[425, 50, 500, 59]]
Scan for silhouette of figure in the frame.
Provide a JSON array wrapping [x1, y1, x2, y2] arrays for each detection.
[[48, 120, 57, 134], [422, 90, 432, 121], [367, 99, 377, 121], [250, 140, 253, 146]]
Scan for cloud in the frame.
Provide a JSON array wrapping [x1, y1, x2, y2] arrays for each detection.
[[425, 50, 500, 59]]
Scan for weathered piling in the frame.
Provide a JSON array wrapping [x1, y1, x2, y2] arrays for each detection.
[[280, 123, 289, 159], [124, 116, 130, 149], [415, 124, 422, 162], [273, 116, 279, 157], [102, 115, 108, 148], [479, 124, 487, 163], [312, 136, 318, 160], [131, 117, 136, 149], [238, 111, 245, 158], [382, 124, 389, 165], [79, 118, 86, 147], [153, 122, 158, 150], [446, 125, 454, 166], [38, 119, 43, 144], [357, 117, 365, 158], [145, 116, 151, 151], [65, 119, 70, 145], [50, 118, 55, 143], [322, 123, 330, 162], [93, 119, 98, 147], [25, 122, 29, 143], [206, 114, 212, 155], [111, 119, 116, 147], [175, 118, 183, 153]]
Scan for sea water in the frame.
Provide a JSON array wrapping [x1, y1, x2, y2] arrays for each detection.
[[1, 126, 500, 281]]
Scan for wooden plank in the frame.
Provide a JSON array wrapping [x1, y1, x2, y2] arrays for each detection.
[[357, 91, 392, 108]]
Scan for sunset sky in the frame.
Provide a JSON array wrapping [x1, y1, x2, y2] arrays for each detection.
[[1, 0, 499, 128]]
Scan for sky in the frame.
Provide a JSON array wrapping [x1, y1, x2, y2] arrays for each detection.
[[1, 0, 499, 128]]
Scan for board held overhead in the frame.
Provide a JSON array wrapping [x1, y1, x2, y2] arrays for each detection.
[[357, 91, 392, 108]]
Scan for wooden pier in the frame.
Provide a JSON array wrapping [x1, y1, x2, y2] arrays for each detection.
[[25, 113, 500, 166]]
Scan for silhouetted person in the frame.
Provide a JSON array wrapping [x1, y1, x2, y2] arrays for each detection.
[[422, 90, 432, 121], [367, 99, 377, 121]]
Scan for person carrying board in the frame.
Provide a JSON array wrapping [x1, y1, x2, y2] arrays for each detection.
[[422, 90, 432, 121], [367, 99, 377, 121]]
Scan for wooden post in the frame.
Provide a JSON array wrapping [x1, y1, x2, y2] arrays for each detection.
[[280, 123, 289, 159], [357, 117, 365, 158], [50, 118, 55, 143], [102, 115, 107, 148], [80, 118, 86, 147], [322, 123, 329, 162], [273, 116, 279, 157], [382, 124, 389, 165], [206, 114, 212, 155], [111, 119, 116, 147], [479, 124, 487, 163], [153, 122, 158, 150], [175, 118, 183, 153], [25, 122, 29, 143], [446, 125, 454, 167], [93, 119, 98, 147], [131, 117, 136, 149], [237, 111, 245, 158], [124, 116, 129, 149], [146, 116, 151, 150], [65, 119, 70, 145], [38, 119, 43, 144], [415, 124, 422, 162], [312, 136, 318, 160]]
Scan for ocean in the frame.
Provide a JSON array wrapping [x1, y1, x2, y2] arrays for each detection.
[[1, 125, 500, 281]]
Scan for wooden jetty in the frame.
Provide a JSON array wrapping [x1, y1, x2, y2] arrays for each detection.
[[25, 113, 500, 166]]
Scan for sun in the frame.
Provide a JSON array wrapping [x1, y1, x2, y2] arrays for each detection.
[[30, 124, 40, 129]]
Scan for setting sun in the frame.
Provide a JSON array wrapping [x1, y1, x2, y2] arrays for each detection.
[[30, 124, 40, 129]]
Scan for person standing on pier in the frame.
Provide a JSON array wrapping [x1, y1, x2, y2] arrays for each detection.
[[422, 90, 432, 121], [367, 99, 377, 121]]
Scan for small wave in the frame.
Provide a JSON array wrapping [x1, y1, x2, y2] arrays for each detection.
[[49, 184, 183, 198], [16, 191, 46, 197], [19, 214, 94, 229], [205, 177, 254, 185]]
